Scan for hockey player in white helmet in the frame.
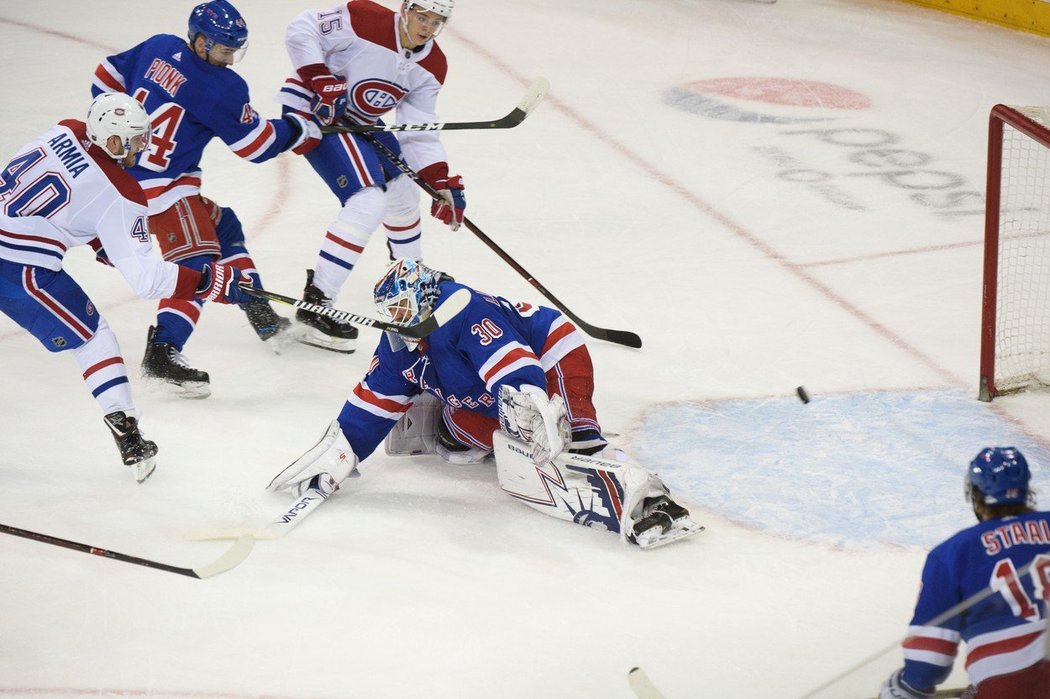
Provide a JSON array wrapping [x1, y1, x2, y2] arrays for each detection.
[[0, 93, 252, 482], [274, 0, 467, 354], [266, 260, 702, 549]]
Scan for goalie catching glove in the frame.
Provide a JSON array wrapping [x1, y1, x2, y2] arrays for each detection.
[[267, 420, 359, 497], [498, 384, 572, 464]]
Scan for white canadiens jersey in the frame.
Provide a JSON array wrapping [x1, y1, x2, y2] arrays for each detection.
[[0, 120, 180, 299], [277, 0, 449, 171]]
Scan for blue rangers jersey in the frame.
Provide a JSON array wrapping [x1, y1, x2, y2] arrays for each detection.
[[336, 281, 586, 461], [92, 34, 301, 214], [902, 510, 1050, 689]]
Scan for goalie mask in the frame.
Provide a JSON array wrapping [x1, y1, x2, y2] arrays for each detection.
[[373, 258, 443, 327], [965, 447, 1033, 506], [85, 93, 151, 162]]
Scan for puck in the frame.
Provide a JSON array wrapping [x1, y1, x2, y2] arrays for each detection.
[[796, 386, 810, 404]]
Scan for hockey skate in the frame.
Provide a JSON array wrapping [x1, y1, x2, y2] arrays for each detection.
[[295, 269, 358, 353], [103, 411, 158, 483], [141, 325, 211, 399], [241, 298, 292, 347], [627, 495, 704, 550]]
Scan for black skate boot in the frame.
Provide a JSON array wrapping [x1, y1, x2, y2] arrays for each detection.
[[295, 269, 358, 353], [141, 325, 211, 399], [627, 495, 702, 549], [103, 411, 158, 483], [241, 298, 291, 342]]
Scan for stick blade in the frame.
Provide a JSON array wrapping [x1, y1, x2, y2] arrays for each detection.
[[517, 76, 550, 117], [191, 534, 255, 579], [627, 667, 666, 699]]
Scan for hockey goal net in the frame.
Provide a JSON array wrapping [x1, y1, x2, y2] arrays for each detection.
[[979, 104, 1050, 401]]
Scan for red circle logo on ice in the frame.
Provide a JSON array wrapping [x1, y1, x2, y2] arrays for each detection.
[[664, 77, 871, 124], [351, 79, 407, 118]]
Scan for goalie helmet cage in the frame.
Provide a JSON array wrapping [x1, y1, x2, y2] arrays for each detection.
[[979, 104, 1050, 401]]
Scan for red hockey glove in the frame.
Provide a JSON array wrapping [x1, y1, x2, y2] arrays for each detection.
[[419, 163, 466, 231], [308, 74, 348, 126], [88, 237, 113, 267], [196, 262, 250, 305]]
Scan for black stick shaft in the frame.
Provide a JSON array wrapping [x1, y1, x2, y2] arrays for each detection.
[[358, 133, 643, 348], [0, 523, 199, 578]]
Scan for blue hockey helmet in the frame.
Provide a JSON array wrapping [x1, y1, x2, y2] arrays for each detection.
[[966, 447, 1032, 505], [188, 1, 248, 58], [373, 259, 441, 327]]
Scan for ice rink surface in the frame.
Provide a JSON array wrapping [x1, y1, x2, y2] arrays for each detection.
[[2, 1, 1049, 697]]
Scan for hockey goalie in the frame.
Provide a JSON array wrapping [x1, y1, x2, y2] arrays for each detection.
[[267, 259, 702, 549]]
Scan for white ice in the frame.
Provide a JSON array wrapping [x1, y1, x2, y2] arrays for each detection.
[[2, 1, 1049, 698]]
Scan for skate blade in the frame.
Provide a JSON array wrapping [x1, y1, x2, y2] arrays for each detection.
[[142, 376, 211, 399], [295, 326, 357, 354], [130, 456, 157, 483], [633, 519, 705, 550]]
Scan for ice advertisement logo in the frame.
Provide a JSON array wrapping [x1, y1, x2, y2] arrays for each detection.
[[664, 76, 871, 124], [665, 76, 984, 218]]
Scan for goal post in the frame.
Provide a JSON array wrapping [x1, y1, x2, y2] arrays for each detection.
[[979, 104, 1050, 401]]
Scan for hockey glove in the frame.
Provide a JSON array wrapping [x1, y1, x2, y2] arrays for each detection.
[[88, 237, 113, 267], [267, 420, 359, 497], [419, 162, 466, 231], [308, 74, 348, 126], [879, 669, 936, 699], [196, 262, 251, 305], [283, 113, 322, 155], [498, 384, 571, 465]]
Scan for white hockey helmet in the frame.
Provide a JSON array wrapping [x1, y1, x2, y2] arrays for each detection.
[[86, 93, 151, 160], [400, 0, 454, 38]]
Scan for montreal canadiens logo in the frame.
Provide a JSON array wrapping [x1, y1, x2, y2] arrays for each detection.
[[351, 79, 407, 118], [664, 77, 870, 124]]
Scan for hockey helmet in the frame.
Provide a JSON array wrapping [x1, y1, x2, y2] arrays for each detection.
[[373, 258, 442, 327], [188, 0, 248, 61], [966, 447, 1032, 505], [400, 0, 453, 38], [85, 93, 151, 161]]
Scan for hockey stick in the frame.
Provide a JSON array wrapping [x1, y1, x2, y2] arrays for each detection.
[[799, 559, 1042, 699], [628, 668, 667, 699], [358, 132, 644, 349], [320, 76, 549, 134], [242, 286, 469, 340], [188, 484, 332, 542], [0, 522, 253, 579]]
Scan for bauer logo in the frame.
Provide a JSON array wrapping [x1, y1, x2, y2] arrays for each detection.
[[664, 77, 870, 124]]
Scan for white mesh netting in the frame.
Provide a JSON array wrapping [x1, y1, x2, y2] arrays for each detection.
[[994, 106, 1050, 394]]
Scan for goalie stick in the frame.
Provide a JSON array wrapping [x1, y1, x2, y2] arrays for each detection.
[[241, 286, 469, 340], [0, 522, 253, 579], [357, 131, 644, 349], [320, 76, 549, 134], [188, 483, 332, 542], [628, 668, 667, 699]]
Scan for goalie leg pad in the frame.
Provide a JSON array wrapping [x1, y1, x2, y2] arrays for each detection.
[[384, 392, 441, 456], [493, 432, 703, 547]]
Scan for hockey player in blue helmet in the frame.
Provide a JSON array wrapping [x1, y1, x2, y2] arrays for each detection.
[[188, 0, 249, 66], [880, 447, 1049, 699], [265, 259, 702, 549], [90, 1, 323, 398]]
